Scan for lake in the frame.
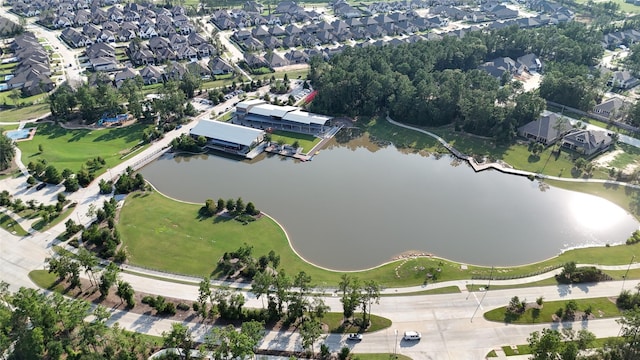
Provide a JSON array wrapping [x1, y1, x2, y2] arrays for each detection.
[[141, 136, 639, 270]]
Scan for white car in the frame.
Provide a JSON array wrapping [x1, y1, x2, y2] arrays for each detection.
[[403, 331, 421, 341], [347, 333, 363, 341]]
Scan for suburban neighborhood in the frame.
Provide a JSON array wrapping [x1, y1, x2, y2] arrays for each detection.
[[3, 0, 640, 359]]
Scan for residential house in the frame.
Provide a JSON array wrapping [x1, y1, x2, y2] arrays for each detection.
[[244, 53, 267, 68], [83, 23, 101, 39], [61, 28, 89, 48], [149, 37, 172, 52], [74, 9, 91, 26], [608, 71, 640, 89], [197, 43, 216, 58], [187, 62, 211, 79], [130, 48, 156, 66], [560, 129, 613, 156], [334, 2, 361, 18], [284, 49, 308, 64], [86, 43, 116, 59], [164, 62, 187, 81], [244, 1, 264, 13], [176, 46, 198, 61], [265, 52, 289, 68], [117, 28, 137, 42], [7, 68, 54, 95], [114, 67, 139, 87], [479, 57, 527, 79], [89, 56, 119, 71], [209, 57, 234, 75], [140, 64, 163, 85], [517, 53, 543, 73], [592, 97, 626, 119], [188, 32, 207, 47], [518, 113, 572, 145], [96, 29, 116, 43], [102, 21, 120, 33], [139, 24, 158, 39]]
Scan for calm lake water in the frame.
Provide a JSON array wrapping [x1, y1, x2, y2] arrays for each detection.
[[141, 136, 639, 270]]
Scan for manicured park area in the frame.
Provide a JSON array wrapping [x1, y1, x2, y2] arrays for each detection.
[[117, 187, 640, 288], [17, 122, 152, 173]]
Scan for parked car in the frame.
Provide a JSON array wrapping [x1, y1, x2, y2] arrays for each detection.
[[36, 183, 47, 191], [347, 333, 362, 341], [403, 331, 421, 341]]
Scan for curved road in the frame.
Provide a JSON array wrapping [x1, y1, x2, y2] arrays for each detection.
[[3, 110, 640, 359]]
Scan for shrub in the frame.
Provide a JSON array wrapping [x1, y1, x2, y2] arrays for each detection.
[[142, 296, 156, 306], [192, 302, 200, 312], [177, 303, 190, 311], [627, 230, 640, 245]]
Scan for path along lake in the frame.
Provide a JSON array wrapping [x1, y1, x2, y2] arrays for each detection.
[[141, 136, 639, 271]]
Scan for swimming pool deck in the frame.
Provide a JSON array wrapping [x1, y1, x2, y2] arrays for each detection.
[[4, 127, 36, 142]]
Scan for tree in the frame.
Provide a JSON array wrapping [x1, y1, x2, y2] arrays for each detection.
[[179, 72, 202, 99], [76, 248, 97, 286], [527, 328, 563, 360], [198, 276, 211, 319], [116, 280, 135, 308], [0, 134, 16, 171], [360, 280, 381, 327], [339, 274, 360, 322], [299, 318, 322, 353], [98, 262, 120, 298], [162, 323, 194, 360]]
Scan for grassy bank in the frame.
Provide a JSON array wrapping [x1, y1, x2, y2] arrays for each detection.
[[17, 122, 151, 173], [118, 188, 640, 287], [0, 214, 29, 236]]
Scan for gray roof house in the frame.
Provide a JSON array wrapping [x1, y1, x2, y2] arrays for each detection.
[[479, 57, 526, 79], [608, 71, 640, 89], [209, 57, 234, 75], [592, 97, 626, 119], [518, 113, 572, 145], [560, 129, 613, 156], [265, 52, 289, 68], [140, 64, 163, 85], [517, 53, 543, 72], [114, 67, 140, 88]]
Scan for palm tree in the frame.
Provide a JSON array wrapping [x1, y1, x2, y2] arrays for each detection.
[[0, 134, 16, 171]]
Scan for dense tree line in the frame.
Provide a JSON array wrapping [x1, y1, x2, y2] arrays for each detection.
[[310, 22, 603, 140], [49, 77, 193, 124], [0, 282, 154, 360]]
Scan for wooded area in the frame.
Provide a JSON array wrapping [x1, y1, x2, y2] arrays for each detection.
[[310, 22, 603, 142]]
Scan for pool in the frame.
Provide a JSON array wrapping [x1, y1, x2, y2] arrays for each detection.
[[4, 128, 35, 141]]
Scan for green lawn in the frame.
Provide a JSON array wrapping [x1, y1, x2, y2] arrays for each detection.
[[117, 189, 640, 287], [484, 297, 621, 324], [29, 270, 66, 293], [0, 214, 28, 236], [0, 103, 50, 123], [31, 206, 75, 232], [17, 122, 151, 173], [269, 130, 321, 153], [322, 312, 392, 333], [0, 93, 47, 108]]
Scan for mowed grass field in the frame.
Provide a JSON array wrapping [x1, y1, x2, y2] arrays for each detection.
[[0, 103, 50, 123], [119, 190, 307, 278], [17, 122, 151, 172], [118, 189, 640, 287], [270, 130, 321, 153]]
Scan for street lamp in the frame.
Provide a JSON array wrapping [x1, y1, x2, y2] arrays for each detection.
[[622, 255, 636, 292], [394, 329, 398, 358]]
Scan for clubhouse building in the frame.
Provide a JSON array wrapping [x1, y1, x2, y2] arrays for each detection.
[[189, 119, 265, 158], [234, 99, 332, 135]]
